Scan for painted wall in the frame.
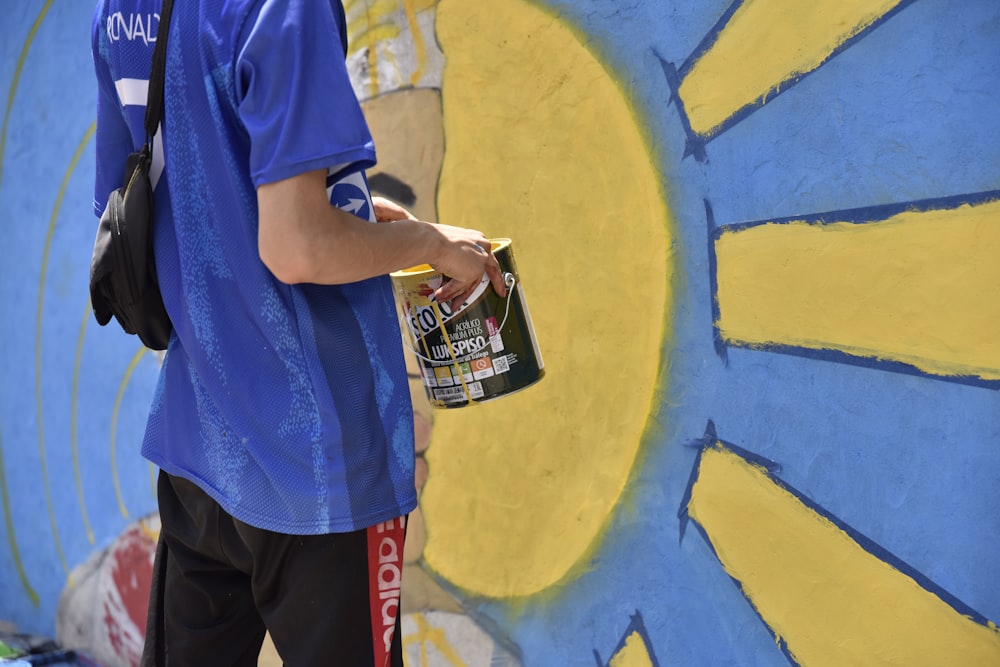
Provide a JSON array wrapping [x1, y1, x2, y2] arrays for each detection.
[[2, 1, 998, 665]]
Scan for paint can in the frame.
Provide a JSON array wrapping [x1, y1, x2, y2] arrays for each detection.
[[391, 238, 544, 408]]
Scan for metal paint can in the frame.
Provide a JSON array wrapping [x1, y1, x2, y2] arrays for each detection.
[[391, 238, 544, 408]]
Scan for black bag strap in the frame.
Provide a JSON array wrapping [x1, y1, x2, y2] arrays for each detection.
[[143, 0, 174, 145]]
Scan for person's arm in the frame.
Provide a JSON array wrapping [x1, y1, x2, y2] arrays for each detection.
[[92, 8, 136, 216], [257, 168, 505, 307]]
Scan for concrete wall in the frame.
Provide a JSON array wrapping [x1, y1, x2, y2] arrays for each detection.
[[2, 1, 999, 665]]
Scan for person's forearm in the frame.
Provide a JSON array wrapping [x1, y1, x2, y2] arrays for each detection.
[[257, 168, 505, 305], [257, 169, 441, 285], [263, 206, 440, 285]]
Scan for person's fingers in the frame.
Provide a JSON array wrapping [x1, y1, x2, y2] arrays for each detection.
[[439, 270, 505, 310], [426, 229, 507, 306], [449, 282, 479, 311], [470, 240, 506, 297], [432, 277, 471, 307], [485, 256, 506, 297]]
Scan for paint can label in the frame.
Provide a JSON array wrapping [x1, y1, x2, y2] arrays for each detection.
[[391, 239, 544, 408]]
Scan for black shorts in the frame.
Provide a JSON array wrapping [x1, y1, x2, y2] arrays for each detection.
[[141, 471, 406, 667]]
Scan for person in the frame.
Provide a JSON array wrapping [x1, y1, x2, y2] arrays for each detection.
[[91, 0, 505, 664]]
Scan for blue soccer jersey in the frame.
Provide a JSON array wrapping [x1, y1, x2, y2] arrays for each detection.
[[92, 0, 416, 534]]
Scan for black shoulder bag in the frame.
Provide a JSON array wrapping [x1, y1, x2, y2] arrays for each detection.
[[89, 0, 175, 350]]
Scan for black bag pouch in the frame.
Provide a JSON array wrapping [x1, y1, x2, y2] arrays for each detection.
[[89, 146, 172, 350], [90, 0, 174, 351]]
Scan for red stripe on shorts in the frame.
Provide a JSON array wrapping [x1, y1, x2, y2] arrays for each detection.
[[367, 516, 405, 666]]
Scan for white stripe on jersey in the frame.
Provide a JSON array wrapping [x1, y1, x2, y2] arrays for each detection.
[[113, 78, 164, 188], [115, 77, 149, 107]]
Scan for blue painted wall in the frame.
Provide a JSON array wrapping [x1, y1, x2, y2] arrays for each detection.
[[1, 0, 159, 636], [2, 1, 998, 665]]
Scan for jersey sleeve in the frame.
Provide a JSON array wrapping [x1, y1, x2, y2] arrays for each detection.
[[235, 0, 375, 187], [92, 4, 136, 217]]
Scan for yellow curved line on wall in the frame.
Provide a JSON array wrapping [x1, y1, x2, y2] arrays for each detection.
[[71, 303, 96, 545], [715, 199, 1000, 380], [678, 0, 904, 136], [0, 422, 40, 606], [34, 122, 95, 577], [0, 0, 52, 188], [424, 0, 672, 597], [110, 347, 149, 520], [0, 0, 53, 603], [688, 442, 1000, 666]]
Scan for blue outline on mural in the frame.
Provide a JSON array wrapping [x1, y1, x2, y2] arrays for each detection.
[[679, 420, 1000, 666], [706, 190, 1000, 390], [655, 0, 919, 162]]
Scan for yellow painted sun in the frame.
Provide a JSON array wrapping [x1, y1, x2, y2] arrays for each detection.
[[421, 0, 674, 598]]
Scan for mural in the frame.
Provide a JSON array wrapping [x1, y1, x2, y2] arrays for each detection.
[[2, 0, 999, 665], [1, 0, 162, 640]]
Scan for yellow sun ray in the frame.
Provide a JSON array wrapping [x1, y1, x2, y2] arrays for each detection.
[[715, 196, 1000, 382], [685, 439, 1000, 666], [679, 0, 907, 137]]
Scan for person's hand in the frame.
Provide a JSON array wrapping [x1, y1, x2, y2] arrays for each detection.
[[372, 198, 503, 306], [373, 196, 417, 222], [428, 224, 506, 309]]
